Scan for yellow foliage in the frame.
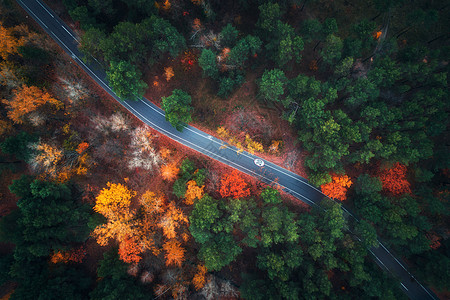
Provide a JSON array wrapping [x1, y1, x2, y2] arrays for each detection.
[[245, 134, 264, 154], [93, 182, 136, 219], [164, 66, 174, 81], [216, 126, 229, 139], [93, 212, 137, 246], [268, 140, 282, 153], [184, 180, 204, 205]]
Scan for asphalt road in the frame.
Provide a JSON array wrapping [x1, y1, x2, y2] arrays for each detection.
[[15, 1, 439, 299]]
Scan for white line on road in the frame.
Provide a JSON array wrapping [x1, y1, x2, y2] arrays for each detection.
[[400, 283, 409, 291], [18, 0, 48, 28]]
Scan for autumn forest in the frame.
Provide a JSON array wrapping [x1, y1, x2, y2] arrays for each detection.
[[0, 0, 449, 299]]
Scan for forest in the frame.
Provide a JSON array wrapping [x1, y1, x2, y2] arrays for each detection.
[[0, 0, 449, 299]]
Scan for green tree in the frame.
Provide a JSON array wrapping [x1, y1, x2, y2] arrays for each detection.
[[107, 60, 147, 100], [354, 220, 378, 247], [161, 89, 193, 131], [9, 179, 90, 257], [198, 49, 218, 79], [259, 69, 287, 102], [220, 23, 239, 47], [90, 249, 147, 299], [321, 34, 343, 65], [0, 131, 37, 161]]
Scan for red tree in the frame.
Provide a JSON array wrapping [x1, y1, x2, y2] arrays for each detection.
[[379, 163, 411, 196], [219, 169, 251, 199], [321, 174, 352, 201], [119, 236, 143, 263]]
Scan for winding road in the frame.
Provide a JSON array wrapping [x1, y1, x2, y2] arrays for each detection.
[[15, 1, 439, 299]]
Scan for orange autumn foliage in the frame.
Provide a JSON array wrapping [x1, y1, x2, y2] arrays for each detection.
[[164, 66, 174, 82], [160, 163, 179, 181], [76, 142, 89, 154], [50, 246, 86, 264], [163, 238, 186, 267], [158, 202, 188, 239], [321, 174, 353, 201], [0, 21, 26, 60], [379, 163, 411, 196], [219, 169, 251, 199], [373, 31, 382, 39], [2, 84, 62, 124], [192, 264, 207, 290], [140, 190, 165, 215], [184, 180, 204, 205], [119, 236, 143, 263]]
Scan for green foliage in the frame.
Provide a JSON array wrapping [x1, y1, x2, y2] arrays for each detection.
[[321, 34, 343, 65], [257, 244, 303, 281], [220, 23, 239, 47], [107, 60, 147, 100], [355, 220, 378, 247], [6, 179, 90, 257], [355, 174, 382, 195], [91, 249, 148, 299], [173, 178, 187, 198], [228, 35, 262, 67], [180, 158, 195, 177], [189, 194, 223, 244], [189, 195, 241, 270], [260, 188, 282, 204], [217, 73, 244, 98], [256, 2, 282, 33], [412, 248, 450, 292], [0, 253, 13, 285], [258, 69, 287, 102], [322, 18, 338, 36], [198, 49, 218, 79], [161, 89, 193, 131], [0, 131, 37, 161], [198, 233, 242, 271], [301, 19, 322, 40]]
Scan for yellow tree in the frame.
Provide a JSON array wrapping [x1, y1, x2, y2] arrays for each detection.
[[92, 183, 138, 246], [2, 84, 62, 124], [184, 180, 204, 205]]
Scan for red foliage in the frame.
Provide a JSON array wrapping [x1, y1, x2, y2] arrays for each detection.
[[427, 233, 442, 250], [379, 163, 411, 196], [219, 169, 251, 199], [321, 174, 352, 201], [119, 236, 143, 263], [50, 245, 86, 264]]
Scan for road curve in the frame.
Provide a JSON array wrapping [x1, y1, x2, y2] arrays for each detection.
[[15, 1, 439, 299]]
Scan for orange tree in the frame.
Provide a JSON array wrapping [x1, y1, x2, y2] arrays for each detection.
[[378, 163, 411, 196], [2, 84, 62, 124], [219, 169, 250, 199], [321, 173, 353, 201]]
